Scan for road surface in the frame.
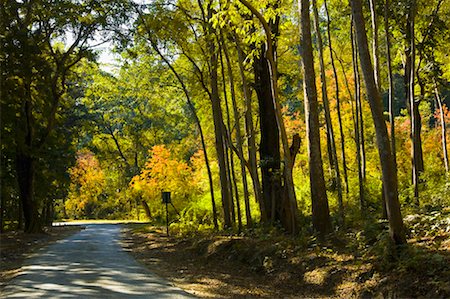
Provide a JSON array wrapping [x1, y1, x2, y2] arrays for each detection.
[[2, 224, 194, 298]]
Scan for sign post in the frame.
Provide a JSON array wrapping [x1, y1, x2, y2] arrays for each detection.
[[162, 191, 171, 236]]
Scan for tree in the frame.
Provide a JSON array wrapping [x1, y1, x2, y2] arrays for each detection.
[[311, 0, 344, 225], [298, 0, 332, 236], [130, 145, 196, 215], [1, 0, 129, 232], [239, 0, 299, 233], [350, 0, 406, 245], [65, 150, 105, 219]]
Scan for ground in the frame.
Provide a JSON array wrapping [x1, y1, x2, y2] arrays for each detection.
[[2, 224, 192, 298], [121, 224, 450, 298], [0, 225, 83, 288], [1, 220, 448, 298]]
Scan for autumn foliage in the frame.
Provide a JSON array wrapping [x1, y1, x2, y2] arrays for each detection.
[[130, 145, 197, 213], [65, 150, 105, 219]]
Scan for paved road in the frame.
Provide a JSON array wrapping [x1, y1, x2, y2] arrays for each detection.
[[2, 224, 194, 298]]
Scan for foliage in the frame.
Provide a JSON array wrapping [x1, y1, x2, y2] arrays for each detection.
[[65, 150, 106, 219], [130, 145, 199, 217]]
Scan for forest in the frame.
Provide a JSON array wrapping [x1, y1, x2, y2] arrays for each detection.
[[1, 0, 450, 296]]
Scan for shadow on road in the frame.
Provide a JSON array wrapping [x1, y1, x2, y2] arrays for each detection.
[[3, 224, 194, 298]]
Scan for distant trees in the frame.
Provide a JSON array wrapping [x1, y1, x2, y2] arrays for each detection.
[[65, 150, 106, 219]]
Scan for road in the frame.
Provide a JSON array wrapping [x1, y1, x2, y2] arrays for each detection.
[[2, 224, 194, 298]]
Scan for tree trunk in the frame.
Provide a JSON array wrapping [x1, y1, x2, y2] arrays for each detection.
[[43, 197, 53, 226], [235, 40, 265, 220], [405, 0, 423, 203], [385, 0, 396, 167], [351, 19, 366, 213], [240, 0, 299, 233], [369, 0, 380, 90], [0, 184, 5, 233], [207, 7, 233, 228], [141, 199, 152, 220], [351, 0, 406, 245], [434, 83, 449, 173], [16, 152, 41, 233], [324, 0, 349, 195], [220, 44, 240, 229], [253, 45, 282, 224], [223, 37, 253, 228], [312, 0, 344, 225], [298, 0, 332, 236]]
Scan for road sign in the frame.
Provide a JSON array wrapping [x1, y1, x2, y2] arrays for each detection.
[[162, 191, 171, 204]]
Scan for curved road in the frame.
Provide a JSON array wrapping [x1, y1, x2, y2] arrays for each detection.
[[3, 224, 194, 298]]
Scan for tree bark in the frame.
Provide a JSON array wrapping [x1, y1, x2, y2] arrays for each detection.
[[16, 151, 41, 233], [312, 0, 344, 225], [223, 37, 253, 228], [434, 82, 449, 173], [298, 0, 332, 236], [408, 0, 422, 203], [206, 6, 233, 228], [351, 0, 406, 245], [324, 0, 349, 195], [385, 0, 396, 167], [253, 45, 282, 224], [240, 0, 299, 233], [220, 43, 240, 229], [369, 0, 381, 90], [351, 19, 365, 213], [235, 40, 265, 220]]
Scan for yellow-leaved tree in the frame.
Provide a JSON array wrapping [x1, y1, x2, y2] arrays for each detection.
[[129, 145, 196, 217], [65, 150, 105, 219]]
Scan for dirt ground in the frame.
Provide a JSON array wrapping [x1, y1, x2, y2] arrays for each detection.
[[121, 224, 450, 298], [1, 223, 448, 298], [0, 225, 83, 288]]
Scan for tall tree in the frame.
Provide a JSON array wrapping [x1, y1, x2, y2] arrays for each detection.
[[324, 0, 349, 195], [350, 0, 406, 245], [239, 0, 299, 233], [311, 0, 344, 224], [404, 0, 423, 202], [1, 0, 127, 232], [235, 39, 264, 218], [351, 19, 366, 212], [204, 2, 234, 228], [369, 0, 381, 90], [298, 0, 332, 236], [385, 0, 396, 167], [222, 36, 253, 227]]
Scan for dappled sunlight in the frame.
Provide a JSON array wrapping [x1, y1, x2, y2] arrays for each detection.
[[3, 224, 194, 298]]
